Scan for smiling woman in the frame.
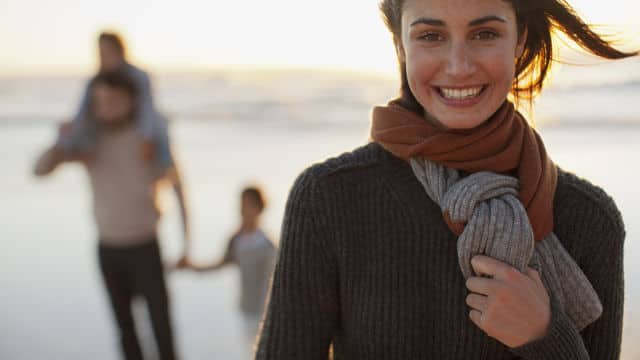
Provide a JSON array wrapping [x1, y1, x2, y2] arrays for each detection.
[[397, 0, 527, 129], [381, 0, 635, 127], [255, 0, 636, 359]]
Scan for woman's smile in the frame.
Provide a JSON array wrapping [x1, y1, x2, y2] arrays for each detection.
[[433, 84, 488, 107], [400, 0, 527, 129]]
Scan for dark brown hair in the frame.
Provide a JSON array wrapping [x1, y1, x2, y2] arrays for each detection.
[[242, 187, 267, 212], [89, 70, 139, 119], [98, 32, 127, 57], [91, 71, 138, 99], [380, 0, 637, 113]]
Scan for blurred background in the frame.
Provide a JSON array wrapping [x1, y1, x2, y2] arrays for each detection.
[[1, 0, 639, 359]]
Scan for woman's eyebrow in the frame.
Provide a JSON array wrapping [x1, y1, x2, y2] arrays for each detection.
[[410, 18, 445, 27], [410, 15, 507, 27], [468, 15, 507, 26]]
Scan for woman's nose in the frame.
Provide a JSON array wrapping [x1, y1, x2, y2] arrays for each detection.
[[444, 42, 476, 78]]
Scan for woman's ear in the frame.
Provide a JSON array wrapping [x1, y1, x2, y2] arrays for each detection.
[[395, 38, 406, 63], [515, 26, 528, 58]]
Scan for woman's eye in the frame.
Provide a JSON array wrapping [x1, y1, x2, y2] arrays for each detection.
[[473, 30, 499, 40], [419, 32, 445, 42]]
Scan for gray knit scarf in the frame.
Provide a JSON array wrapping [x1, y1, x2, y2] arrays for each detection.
[[410, 158, 602, 330]]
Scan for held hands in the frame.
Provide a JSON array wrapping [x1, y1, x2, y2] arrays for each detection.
[[465, 255, 551, 348], [172, 231, 193, 271], [170, 255, 209, 272], [173, 254, 191, 270]]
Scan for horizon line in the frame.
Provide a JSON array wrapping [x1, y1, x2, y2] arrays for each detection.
[[0, 64, 399, 78]]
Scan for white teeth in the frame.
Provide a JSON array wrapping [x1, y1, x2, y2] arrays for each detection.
[[440, 87, 483, 100]]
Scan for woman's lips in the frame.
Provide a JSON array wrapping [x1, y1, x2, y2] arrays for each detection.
[[434, 85, 488, 107]]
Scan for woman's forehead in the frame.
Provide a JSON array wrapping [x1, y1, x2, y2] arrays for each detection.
[[401, 0, 516, 25]]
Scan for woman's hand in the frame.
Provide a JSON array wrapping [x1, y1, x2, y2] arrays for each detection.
[[465, 255, 551, 348]]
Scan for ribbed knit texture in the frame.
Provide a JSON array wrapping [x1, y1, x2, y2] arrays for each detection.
[[255, 143, 625, 360], [409, 158, 602, 331], [371, 101, 558, 242]]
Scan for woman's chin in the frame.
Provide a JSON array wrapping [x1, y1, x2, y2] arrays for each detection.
[[443, 119, 485, 130]]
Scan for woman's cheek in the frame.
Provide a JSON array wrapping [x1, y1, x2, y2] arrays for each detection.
[[482, 49, 517, 85], [407, 54, 437, 90]]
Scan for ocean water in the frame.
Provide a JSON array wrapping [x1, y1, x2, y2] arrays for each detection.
[[0, 65, 639, 359], [1, 57, 638, 127]]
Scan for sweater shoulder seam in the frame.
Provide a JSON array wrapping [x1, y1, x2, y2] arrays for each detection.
[[557, 169, 625, 236], [303, 143, 386, 181]]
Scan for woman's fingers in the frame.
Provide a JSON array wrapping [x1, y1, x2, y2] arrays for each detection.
[[465, 276, 494, 296], [471, 255, 522, 282], [469, 309, 483, 328], [526, 267, 542, 283], [466, 262, 552, 348], [526, 268, 549, 298], [466, 293, 489, 312]]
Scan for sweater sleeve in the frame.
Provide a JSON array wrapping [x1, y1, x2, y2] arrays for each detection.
[[511, 196, 626, 359], [255, 168, 339, 360], [511, 299, 590, 359], [574, 200, 625, 359]]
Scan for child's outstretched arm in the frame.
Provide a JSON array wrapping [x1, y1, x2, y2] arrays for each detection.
[[190, 236, 235, 272], [129, 66, 169, 148]]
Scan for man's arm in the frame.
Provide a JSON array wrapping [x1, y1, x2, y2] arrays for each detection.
[[33, 146, 65, 177], [34, 122, 88, 176], [166, 164, 191, 266]]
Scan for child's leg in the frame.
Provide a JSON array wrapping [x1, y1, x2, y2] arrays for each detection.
[[139, 112, 173, 169], [155, 120, 173, 168], [59, 82, 96, 153], [242, 312, 261, 357]]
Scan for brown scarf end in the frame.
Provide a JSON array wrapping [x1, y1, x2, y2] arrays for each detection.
[[443, 210, 466, 236]]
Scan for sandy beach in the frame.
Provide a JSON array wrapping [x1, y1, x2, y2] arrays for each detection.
[[1, 68, 639, 359], [0, 119, 638, 359]]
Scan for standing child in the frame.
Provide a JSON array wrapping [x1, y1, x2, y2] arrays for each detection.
[[34, 71, 190, 360], [186, 187, 276, 351]]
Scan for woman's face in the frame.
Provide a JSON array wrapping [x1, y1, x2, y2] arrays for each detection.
[[99, 42, 124, 72], [398, 0, 526, 129]]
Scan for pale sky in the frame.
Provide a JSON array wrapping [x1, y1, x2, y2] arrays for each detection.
[[1, 0, 638, 75]]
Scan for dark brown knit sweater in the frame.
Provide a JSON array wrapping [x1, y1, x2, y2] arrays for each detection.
[[256, 142, 625, 360]]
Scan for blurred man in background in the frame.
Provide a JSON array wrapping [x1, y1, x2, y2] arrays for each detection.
[[59, 31, 172, 169], [34, 71, 190, 360]]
